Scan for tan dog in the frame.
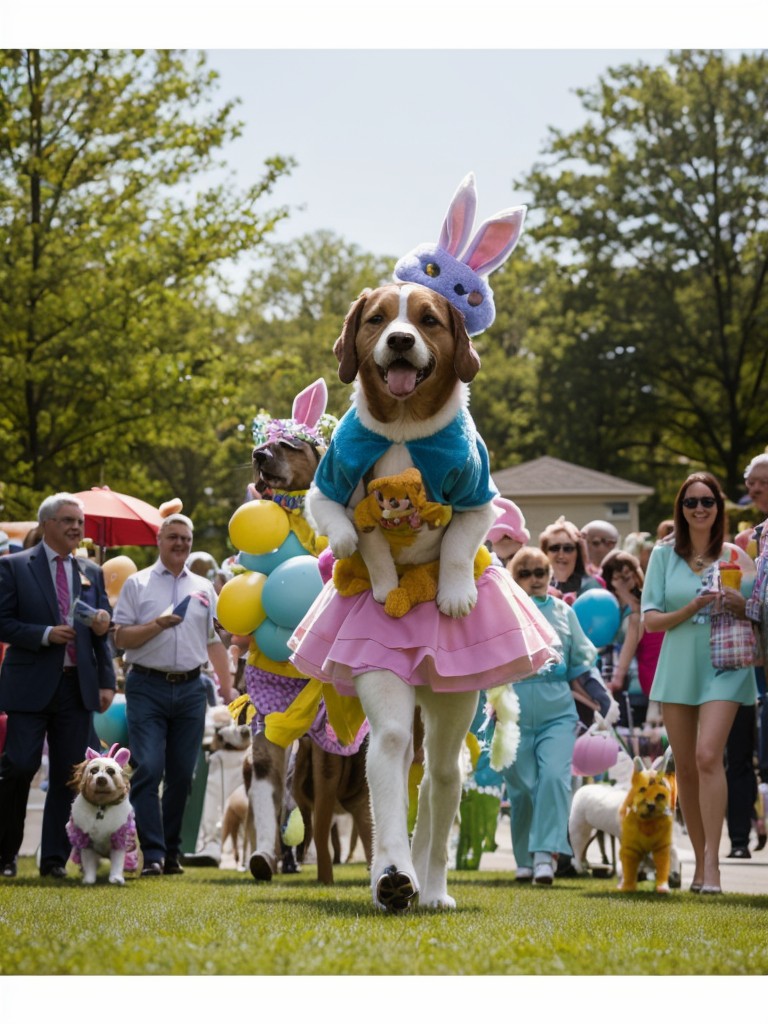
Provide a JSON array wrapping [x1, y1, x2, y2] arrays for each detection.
[[305, 283, 504, 912], [618, 754, 677, 894], [66, 745, 138, 885], [221, 784, 255, 869]]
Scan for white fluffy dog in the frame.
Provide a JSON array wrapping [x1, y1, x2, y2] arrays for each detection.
[[66, 744, 138, 885]]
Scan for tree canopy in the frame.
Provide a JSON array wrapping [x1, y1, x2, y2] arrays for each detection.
[[0, 48, 293, 524], [499, 49, 768, 504]]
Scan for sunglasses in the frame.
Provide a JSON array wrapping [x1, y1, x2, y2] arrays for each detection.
[[548, 543, 576, 554], [681, 496, 717, 509], [516, 567, 550, 579]]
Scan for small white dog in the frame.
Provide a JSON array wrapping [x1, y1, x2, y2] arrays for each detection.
[[66, 744, 138, 885]]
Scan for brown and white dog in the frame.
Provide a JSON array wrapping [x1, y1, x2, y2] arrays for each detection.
[[306, 283, 499, 911], [66, 745, 138, 885]]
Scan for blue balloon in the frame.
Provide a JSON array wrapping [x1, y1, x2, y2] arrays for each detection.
[[254, 618, 295, 663], [238, 531, 308, 575], [572, 588, 621, 648], [93, 693, 129, 749], [261, 555, 323, 629]]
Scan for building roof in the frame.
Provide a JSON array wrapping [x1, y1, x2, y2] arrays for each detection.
[[492, 456, 654, 499]]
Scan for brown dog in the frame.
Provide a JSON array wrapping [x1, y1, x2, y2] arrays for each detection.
[[298, 283, 557, 912], [291, 735, 373, 884]]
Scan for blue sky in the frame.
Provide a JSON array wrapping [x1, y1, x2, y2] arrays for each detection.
[[203, 48, 669, 262]]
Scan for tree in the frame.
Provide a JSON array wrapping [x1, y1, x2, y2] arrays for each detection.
[[0, 49, 294, 518], [516, 49, 768, 501]]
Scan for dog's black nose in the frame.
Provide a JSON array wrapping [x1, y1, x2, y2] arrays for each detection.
[[253, 448, 272, 465], [386, 332, 415, 353]]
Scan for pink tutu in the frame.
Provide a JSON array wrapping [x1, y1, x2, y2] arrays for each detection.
[[288, 565, 560, 696]]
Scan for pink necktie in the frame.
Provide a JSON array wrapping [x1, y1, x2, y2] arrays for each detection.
[[55, 555, 77, 666]]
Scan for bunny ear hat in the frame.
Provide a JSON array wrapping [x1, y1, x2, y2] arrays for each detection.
[[252, 378, 338, 449], [394, 172, 526, 336]]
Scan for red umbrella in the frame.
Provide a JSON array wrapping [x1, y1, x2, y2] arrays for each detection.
[[71, 487, 164, 549]]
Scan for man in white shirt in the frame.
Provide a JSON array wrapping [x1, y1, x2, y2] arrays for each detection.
[[114, 513, 232, 876]]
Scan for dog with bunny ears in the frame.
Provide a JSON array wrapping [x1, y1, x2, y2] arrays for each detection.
[[66, 744, 138, 884], [291, 174, 558, 912]]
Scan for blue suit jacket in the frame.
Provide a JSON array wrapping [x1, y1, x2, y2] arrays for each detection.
[[0, 544, 116, 713]]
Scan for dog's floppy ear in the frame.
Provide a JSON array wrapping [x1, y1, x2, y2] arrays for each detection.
[[334, 290, 371, 384], [68, 760, 87, 792], [448, 301, 481, 382]]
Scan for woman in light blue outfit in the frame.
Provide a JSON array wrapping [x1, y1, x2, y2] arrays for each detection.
[[642, 472, 756, 894], [502, 546, 600, 885]]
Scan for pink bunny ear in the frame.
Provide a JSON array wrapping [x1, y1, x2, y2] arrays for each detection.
[[106, 743, 120, 759], [85, 747, 101, 760], [113, 748, 131, 767], [291, 378, 328, 429], [438, 172, 478, 257], [462, 207, 527, 276]]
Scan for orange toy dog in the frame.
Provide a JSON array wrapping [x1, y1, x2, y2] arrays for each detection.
[[618, 751, 676, 894]]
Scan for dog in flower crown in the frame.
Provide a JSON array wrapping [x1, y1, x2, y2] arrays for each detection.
[[228, 379, 372, 885]]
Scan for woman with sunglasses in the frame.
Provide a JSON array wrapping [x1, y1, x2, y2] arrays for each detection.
[[539, 516, 603, 603], [642, 472, 757, 894], [501, 546, 602, 885]]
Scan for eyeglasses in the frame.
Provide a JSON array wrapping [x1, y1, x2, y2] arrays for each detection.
[[548, 543, 576, 554], [681, 497, 716, 509], [161, 533, 193, 544], [516, 568, 550, 579], [589, 538, 615, 547], [52, 517, 85, 527]]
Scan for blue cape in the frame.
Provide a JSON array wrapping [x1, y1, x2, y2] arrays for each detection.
[[315, 407, 498, 510]]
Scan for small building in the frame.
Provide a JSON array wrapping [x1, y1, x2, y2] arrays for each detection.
[[492, 456, 655, 545]]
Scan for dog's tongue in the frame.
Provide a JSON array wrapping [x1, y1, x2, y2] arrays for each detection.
[[387, 362, 418, 397]]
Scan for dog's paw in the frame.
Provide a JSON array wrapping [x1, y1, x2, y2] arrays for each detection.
[[328, 523, 359, 560], [108, 875, 125, 886], [374, 865, 418, 913], [655, 882, 670, 894], [436, 577, 478, 618], [420, 891, 457, 911], [370, 572, 400, 605], [82, 877, 97, 886]]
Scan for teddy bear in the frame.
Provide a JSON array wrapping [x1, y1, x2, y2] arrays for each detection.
[[333, 468, 489, 618]]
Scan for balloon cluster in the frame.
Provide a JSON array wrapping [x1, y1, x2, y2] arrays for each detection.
[[216, 500, 324, 664]]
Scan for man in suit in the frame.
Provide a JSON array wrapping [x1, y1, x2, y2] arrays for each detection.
[[0, 493, 115, 878]]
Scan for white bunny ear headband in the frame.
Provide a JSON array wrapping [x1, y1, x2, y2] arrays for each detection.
[[394, 172, 526, 336]]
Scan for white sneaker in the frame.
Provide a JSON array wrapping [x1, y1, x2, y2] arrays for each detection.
[[515, 866, 533, 882], [533, 861, 554, 885]]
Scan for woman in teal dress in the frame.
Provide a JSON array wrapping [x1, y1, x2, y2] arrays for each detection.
[[642, 472, 756, 894]]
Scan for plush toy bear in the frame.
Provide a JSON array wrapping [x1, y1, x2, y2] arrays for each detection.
[[333, 468, 489, 618]]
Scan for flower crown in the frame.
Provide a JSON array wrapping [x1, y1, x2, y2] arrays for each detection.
[[251, 411, 338, 449]]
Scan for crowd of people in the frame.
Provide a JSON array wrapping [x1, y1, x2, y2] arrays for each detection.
[[1, 451, 767, 893]]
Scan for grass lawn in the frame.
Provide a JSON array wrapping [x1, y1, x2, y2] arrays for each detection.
[[1, 855, 767, 976]]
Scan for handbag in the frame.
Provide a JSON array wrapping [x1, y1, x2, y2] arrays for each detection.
[[709, 590, 758, 671]]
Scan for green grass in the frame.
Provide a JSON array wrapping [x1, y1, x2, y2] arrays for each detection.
[[1, 856, 767, 975]]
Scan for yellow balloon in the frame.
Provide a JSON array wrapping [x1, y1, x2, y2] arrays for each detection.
[[216, 572, 267, 635], [229, 500, 290, 556], [101, 556, 138, 605]]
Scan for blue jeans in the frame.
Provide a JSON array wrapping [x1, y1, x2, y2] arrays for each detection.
[[125, 670, 207, 863]]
